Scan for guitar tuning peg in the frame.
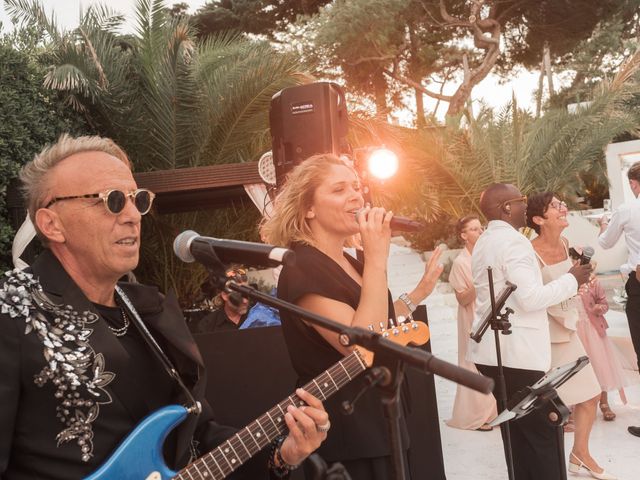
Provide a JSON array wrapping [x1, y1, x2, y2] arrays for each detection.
[[397, 316, 406, 324], [379, 321, 386, 332], [367, 324, 374, 331], [388, 318, 396, 328]]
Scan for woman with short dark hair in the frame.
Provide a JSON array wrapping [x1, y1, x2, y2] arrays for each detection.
[[527, 192, 615, 480]]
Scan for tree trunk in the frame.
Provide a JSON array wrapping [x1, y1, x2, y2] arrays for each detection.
[[372, 69, 389, 120], [543, 42, 555, 97], [415, 87, 426, 128], [536, 55, 545, 117], [447, 83, 474, 116], [408, 22, 426, 127]]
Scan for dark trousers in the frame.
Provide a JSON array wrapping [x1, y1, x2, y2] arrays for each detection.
[[476, 364, 564, 480], [625, 273, 640, 371]]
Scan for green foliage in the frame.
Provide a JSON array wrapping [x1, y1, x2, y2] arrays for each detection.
[[299, 0, 640, 119], [499, 0, 640, 72], [549, 13, 640, 108], [4, 0, 309, 300], [192, 0, 332, 38], [0, 35, 86, 272], [303, 0, 446, 119], [404, 77, 639, 249]]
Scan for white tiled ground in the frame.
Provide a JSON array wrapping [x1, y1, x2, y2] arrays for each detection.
[[388, 243, 640, 480]]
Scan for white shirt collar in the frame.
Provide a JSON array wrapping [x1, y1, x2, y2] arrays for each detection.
[[486, 219, 515, 230]]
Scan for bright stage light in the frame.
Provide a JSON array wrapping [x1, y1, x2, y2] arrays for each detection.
[[367, 148, 399, 180]]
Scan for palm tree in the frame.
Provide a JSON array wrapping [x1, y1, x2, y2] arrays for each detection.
[[343, 50, 640, 250], [4, 0, 311, 301], [424, 54, 636, 200]]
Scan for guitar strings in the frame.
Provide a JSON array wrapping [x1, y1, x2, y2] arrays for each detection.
[[177, 353, 366, 479]]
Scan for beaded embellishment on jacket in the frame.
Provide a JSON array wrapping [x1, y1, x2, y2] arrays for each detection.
[[0, 269, 115, 462]]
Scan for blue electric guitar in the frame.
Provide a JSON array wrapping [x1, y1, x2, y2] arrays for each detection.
[[85, 321, 429, 480]]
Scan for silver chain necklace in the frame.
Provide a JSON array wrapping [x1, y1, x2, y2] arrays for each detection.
[[108, 306, 130, 337]]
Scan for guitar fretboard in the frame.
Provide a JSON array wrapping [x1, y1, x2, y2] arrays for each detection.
[[172, 349, 368, 480]]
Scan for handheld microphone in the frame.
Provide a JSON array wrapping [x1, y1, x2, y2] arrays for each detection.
[[355, 209, 424, 232], [580, 246, 595, 265], [173, 230, 295, 268]]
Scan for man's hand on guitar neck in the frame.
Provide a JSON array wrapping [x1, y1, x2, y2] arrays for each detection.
[[277, 388, 329, 469]]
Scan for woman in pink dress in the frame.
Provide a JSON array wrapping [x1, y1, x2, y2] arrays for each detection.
[[447, 214, 497, 431], [577, 276, 627, 421]]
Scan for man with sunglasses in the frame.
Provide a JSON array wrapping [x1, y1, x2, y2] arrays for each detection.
[[0, 134, 329, 479], [468, 183, 592, 480]]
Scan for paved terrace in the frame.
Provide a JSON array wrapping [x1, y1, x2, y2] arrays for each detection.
[[387, 243, 639, 480]]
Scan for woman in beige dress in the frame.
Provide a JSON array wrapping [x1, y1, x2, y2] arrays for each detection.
[[527, 192, 616, 480], [447, 215, 497, 431]]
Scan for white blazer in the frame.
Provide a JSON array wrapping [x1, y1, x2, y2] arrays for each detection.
[[467, 220, 578, 371]]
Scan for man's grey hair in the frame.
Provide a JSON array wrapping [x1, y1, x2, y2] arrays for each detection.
[[20, 133, 130, 239]]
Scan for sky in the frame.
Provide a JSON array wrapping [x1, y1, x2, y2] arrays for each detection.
[[0, 0, 543, 121], [0, 0, 209, 33]]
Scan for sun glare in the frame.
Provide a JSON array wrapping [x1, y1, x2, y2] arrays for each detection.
[[367, 148, 399, 180]]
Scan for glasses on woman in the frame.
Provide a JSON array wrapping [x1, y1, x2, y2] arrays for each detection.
[[549, 200, 568, 211], [45, 188, 156, 215]]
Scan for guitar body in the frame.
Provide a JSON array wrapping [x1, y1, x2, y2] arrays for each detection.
[[84, 405, 187, 480]]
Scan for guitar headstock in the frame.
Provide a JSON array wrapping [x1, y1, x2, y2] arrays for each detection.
[[357, 317, 430, 367]]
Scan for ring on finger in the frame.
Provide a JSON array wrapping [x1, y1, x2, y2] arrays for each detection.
[[316, 421, 331, 433]]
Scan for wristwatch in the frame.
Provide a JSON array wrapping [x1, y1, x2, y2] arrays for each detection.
[[399, 293, 417, 313]]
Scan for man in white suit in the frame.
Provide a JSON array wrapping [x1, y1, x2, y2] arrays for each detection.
[[468, 183, 591, 480]]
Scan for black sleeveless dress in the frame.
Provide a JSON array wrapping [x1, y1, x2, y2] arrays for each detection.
[[277, 243, 410, 479]]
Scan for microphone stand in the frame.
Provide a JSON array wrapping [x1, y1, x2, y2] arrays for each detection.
[[200, 254, 494, 480], [469, 268, 517, 480]]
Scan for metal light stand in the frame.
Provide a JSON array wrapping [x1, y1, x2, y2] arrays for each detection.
[[470, 268, 517, 480]]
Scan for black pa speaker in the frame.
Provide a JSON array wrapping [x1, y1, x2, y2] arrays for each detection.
[[269, 82, 349, 186]]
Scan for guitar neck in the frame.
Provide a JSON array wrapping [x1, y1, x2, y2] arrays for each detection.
[[173, 349, 368, 480]]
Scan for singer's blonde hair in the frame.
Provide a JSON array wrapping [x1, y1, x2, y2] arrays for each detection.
[[260, 154, 358, 248]]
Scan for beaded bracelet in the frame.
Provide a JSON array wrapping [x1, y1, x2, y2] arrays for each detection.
[[268, 435, 300, 477]]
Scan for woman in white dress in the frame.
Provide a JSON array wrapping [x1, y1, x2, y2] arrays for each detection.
[[527, 192, 616, 480], [447, 215, 497, 431]]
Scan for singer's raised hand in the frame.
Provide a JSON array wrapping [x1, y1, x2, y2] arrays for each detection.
[[356, 205, 393, 269], [415, 246, 445, 300], [393, 246, 444, 318]]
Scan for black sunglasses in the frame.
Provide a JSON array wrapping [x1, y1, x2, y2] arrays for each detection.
[[45, 188, 156, 215]]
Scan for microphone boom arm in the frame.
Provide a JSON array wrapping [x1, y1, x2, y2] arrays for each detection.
[[225, 281, 494, 394]]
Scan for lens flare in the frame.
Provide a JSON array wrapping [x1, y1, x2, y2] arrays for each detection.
[[367, 149, 398, 180]]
